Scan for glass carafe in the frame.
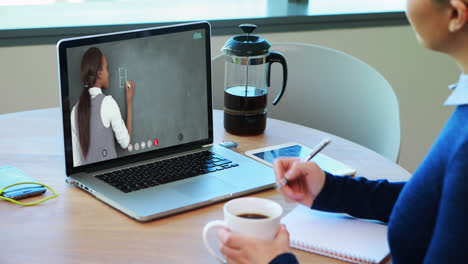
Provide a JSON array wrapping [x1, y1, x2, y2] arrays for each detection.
[[222, 24, 287, 135]]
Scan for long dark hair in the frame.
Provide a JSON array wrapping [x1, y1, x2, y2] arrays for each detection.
[[78, 47, 103, 158]]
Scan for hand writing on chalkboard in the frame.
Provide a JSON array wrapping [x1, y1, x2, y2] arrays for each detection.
[[126, 80, 136, 104], [125, 80, 136, 151]]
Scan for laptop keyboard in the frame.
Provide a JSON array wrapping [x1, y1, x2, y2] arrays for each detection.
[[95, 151, 239, 193]]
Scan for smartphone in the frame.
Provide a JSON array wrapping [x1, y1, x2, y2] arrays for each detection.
[[0, 166, 46, 200], [245, 142, 357, 176]]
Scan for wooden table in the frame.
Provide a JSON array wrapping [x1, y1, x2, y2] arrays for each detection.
[[0, 108, 410, 264]]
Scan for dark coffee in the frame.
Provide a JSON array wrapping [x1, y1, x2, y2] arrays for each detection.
[[237, 213, 269, 219], [224, 86, 267, 135]]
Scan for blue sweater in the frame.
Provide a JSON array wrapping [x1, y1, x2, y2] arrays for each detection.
[[270, 105, 468, 264]]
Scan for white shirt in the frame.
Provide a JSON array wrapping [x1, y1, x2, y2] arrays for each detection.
[[444, 74, 468, 106], [71, 87, 130, 166]]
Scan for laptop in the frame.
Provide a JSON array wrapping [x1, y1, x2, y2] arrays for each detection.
[[57, 21, 275, 222]]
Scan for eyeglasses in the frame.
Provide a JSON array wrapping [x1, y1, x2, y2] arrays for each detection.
[[0, 182, 58, 206]]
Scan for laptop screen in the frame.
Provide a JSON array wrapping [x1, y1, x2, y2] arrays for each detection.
[[57, 22, 213, 174]]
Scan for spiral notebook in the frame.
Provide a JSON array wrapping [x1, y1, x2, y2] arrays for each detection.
[[281, 205, 390, 264]]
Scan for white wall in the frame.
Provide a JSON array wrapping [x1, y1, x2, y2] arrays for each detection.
[[0, 25, 459, 173]]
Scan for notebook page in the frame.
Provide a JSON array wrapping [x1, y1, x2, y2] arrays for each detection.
[[281, 205, 390, 264]]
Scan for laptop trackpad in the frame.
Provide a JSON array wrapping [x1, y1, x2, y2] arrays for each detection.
[[174, 176, 238, 201]]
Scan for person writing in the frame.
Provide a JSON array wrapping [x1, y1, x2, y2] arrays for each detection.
[[71, 47, 136, 166], [218, 0, 468, 262]]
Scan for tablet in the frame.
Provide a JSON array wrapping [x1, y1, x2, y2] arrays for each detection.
[[245, 142, 356, 176]]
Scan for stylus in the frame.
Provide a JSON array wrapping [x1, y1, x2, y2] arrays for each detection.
[[276, 138, 331, 189]]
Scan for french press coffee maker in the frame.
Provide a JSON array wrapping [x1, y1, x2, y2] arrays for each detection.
[[222, 24, 288, 135]]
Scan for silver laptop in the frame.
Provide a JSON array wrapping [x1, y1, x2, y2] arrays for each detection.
[[57, 21, 275, 222]]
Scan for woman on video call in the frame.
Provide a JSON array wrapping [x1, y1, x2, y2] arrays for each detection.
[[71, 47, 136, 166], [218, 0, 468, 263]]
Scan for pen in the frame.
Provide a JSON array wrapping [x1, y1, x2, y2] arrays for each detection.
[[276, 138, 331, 189]]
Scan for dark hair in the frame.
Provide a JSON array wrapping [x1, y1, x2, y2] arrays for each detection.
[[434, 0, 466, 5], [78, 47, 103, 158]]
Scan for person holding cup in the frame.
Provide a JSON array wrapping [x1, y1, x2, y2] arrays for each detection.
[[203, 197, 294, 264], [217, 0, 468, 263]]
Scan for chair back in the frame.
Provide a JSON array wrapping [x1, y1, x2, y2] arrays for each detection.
[[212, 43, 400, 162]]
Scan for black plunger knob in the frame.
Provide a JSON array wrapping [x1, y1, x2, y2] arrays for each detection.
[[239, 24, 257, 34]]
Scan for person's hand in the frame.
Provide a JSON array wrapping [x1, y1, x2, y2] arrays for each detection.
[[218, 225, 290, 264], [273, 158, 326, 208], [126, 80, 135, 104]]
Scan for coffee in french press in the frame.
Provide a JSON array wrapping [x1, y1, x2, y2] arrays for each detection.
[[221, 24, 287, 135]]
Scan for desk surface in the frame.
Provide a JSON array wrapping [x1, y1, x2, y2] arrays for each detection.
[[0, 108, 410, 264]]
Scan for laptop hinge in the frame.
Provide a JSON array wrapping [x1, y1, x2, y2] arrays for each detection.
[[202, 143, 214, 148]]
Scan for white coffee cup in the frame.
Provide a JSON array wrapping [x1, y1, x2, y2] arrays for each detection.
[[202, 197, 283, 263]]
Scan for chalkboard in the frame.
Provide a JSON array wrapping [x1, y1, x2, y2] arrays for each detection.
[[66, 29, 209, 159]]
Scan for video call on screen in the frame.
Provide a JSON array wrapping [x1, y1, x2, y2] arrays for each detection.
[[66, 29, 209, 167]]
